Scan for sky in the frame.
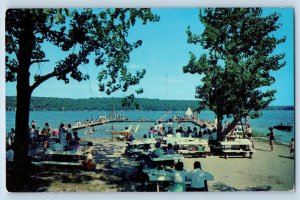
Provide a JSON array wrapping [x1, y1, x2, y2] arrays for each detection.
[[5, 8, 295, 106]]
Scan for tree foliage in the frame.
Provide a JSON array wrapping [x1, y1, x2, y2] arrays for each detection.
[[6, 8, 159, 95], [5, 8, 159, 191], [183, 8, 286, 138]]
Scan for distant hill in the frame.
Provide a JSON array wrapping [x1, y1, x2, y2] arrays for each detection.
[[6, 96, 294, 111]]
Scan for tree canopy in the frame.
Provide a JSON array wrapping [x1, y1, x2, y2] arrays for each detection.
[[5, 8, 159, 191], [183, 8, 286, 138], [6, 8, 159, 96]]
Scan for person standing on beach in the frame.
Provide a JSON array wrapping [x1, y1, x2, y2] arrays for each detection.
[[42, 123, 51, 150], [158, 121, 163, 136], [289, 138, 295, 159], [66, 123, 73, 148], [246, 124, 254, 149], [9, 128, 15, 144], [148, 127, 154, 139], [267, 127, 275, 151], [59, 123, 67, 149]]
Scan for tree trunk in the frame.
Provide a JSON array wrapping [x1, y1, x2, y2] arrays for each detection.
[[11, 81, 32, 190], [8, 12, 34, 191], [222, 117, 241, 137], [216, 115, 223, 141]]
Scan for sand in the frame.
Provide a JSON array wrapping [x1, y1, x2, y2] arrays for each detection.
[[24, 137, 294, 192]]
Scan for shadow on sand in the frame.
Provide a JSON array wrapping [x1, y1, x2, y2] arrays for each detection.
[[211, 182, 272, 191], [254, 148, 269, 152], [278, 155, 294, 160]]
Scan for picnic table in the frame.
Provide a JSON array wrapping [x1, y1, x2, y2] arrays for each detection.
[[163, 137, 210, 156], [150, 154, 184, 168], [143, 169, 214, 192], [125, 139, 155, 157], [220, 139, 255, 159], [111, 131, 130, 140], [130, 138, 157, 145], [33, 149, 85, 168], [45, 149, 83, 156], [151, 154, 184, 162]]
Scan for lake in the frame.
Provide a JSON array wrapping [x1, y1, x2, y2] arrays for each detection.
[[6, 110, 294, 144]]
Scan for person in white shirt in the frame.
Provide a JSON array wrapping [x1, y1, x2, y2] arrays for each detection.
[[52, 139, 64, 151], [157, 121, 163, 136], [175, 130, 182, 138], [186, 161, 207, 191]]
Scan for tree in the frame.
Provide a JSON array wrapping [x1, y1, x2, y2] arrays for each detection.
[[183, 8, 286, 140], [5, 8, 159, 191]]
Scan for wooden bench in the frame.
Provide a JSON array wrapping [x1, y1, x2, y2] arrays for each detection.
[[223, 149, 255, 159], [32, 161, 82, 167], [177, 150, 207, 158]]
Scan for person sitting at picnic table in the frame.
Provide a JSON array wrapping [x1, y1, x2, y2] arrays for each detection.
[[186, 161, 207, 191], [170, 161, 187, 192], [152, 142, 164, 158], [82, 141, 96, 171], [6, 144, 14, 169], [52, 139, 64, 151], [175, 130, 182, 138], [85, 141, 94, 154], [127, 133, 135, 144], [166, 143, 175, 155], [186, 126, 192, 137], [82, 151, 96, 171], [68, 140, 77, 150], [173, 142, 180, 153], [192, 127, 198, 137], [73, 131, 81, 149]]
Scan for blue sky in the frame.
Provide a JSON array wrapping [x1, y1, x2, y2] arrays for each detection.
[[6, 8, 294, 106]]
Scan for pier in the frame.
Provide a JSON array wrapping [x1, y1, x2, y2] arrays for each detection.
[[71, 118, 208, 131]]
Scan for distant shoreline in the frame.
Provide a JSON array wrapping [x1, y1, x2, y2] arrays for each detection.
[[6, 96, 294, 112]]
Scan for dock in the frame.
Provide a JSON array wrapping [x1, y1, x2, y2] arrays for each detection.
[[70, 119, 208, 131]]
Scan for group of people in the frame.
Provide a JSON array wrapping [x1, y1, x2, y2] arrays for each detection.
[[170, 161, 208, 192], [6, 119, 99, 171], [152, 142, 178, 157], [147, 121, 212, 139], [27, 121, 77, 151]]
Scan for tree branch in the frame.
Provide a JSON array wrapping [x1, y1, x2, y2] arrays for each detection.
[[30, 71, 57, 92], [30, 47, 91, 93], [30, 59, 50, 65]]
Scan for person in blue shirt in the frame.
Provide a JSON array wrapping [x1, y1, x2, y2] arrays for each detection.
[[186, 161, 207, 191], [152, 142, 164, 157]]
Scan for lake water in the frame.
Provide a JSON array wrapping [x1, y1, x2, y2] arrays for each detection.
[[6, 110, 294, 144]]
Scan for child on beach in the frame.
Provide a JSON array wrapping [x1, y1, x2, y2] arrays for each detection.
[[246, 124, 254, 149], [83, 141, 96, 170], [289, 138, 295, 159], [267, 127, 275, 151], [42, 123, 51, 150]]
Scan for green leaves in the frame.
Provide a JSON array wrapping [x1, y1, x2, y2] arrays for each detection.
[[184, 8, 286, 135], [6, 8, 159, 99]]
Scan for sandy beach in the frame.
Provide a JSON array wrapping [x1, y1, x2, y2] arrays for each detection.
[[14, 137, 294, 193]]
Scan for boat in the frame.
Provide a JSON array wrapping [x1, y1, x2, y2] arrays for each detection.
[[273, 124, 292, 131]]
